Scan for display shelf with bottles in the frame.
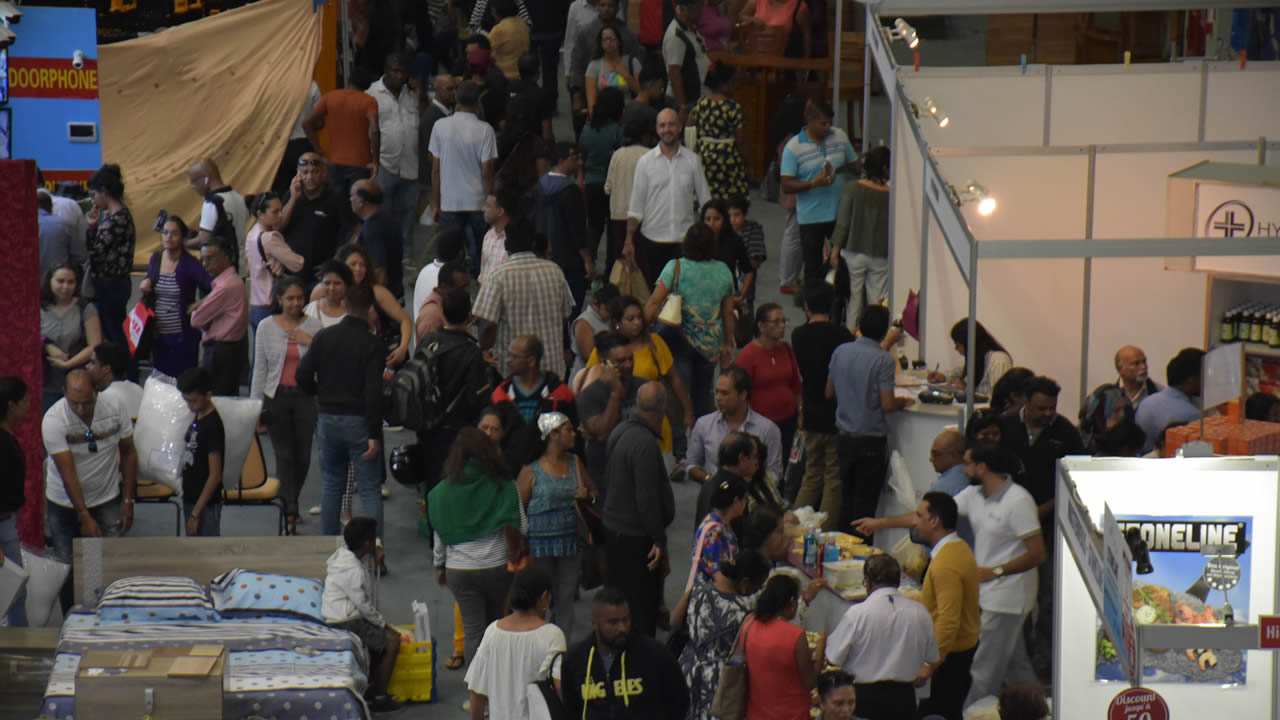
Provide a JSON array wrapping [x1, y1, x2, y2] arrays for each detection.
[[1207, 275, 1280, 396]]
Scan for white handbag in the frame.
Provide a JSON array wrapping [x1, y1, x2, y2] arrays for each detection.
[[658, 259, 684, 327]]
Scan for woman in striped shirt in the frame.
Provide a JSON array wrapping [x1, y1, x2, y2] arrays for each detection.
[[140, 217, 212, 378]]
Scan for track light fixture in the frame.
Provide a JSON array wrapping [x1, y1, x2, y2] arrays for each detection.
[[921, 97, 948, 128], [890, 18, 919, 49], [953, 180, 997, 216]]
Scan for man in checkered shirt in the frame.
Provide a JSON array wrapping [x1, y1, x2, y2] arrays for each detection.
[[474, 219, 575, 377]]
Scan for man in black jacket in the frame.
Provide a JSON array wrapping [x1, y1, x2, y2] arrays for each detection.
[[534, 142, 594, 314], [562, 587, 689, 720], [602, 382, 674, 637], [417, 288, 493, 497], [296, 284, 386, 538]]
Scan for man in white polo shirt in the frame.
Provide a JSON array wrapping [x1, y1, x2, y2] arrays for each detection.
[[42, 369, 138, 613], [956, 445, 1046, 708], [429, 80, 498, 277], [623, 107, 710, 286]]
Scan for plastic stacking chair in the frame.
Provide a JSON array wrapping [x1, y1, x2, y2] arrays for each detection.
[[221, 433, 286, 535], [136, 478, 183, 536]]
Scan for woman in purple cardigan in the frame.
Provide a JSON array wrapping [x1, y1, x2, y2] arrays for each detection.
[[139, 217, 212, 378]]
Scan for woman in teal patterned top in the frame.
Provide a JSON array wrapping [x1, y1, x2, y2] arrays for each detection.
[[517, 411, 595, 641]]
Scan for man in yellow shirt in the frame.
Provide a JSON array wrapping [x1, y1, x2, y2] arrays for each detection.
[[914, 491, 980, 720]]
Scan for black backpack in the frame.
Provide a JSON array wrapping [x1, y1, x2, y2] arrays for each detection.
[[388, 339, 464, 433], [204, 192, 240, 270]]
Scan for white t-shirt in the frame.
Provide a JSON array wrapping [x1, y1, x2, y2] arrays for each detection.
[[291, 81, 323, 141], [465, 621, 565, 719], [412, 260, 444, 344], [42, 394, 135, 509], [955, 478, 1042, 615], [100, 380, 144, 420], [200, 189, 250, 266], [427, 111, 497, 213]]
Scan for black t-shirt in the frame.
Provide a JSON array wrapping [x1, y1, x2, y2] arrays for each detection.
[[578, 376, 645, 497], [0, 428, 24, 514], [182, 409, 226, 504], [791, 321, 854, 433], [283, 189, 347, 283], [715, 230, 753, 290], [509, 79, 554, 125], [357, 209, 404, 299]]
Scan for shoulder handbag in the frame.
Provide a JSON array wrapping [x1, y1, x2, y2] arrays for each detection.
[[667, 519, 716, 656], [657, 259, 683, 327], [709, 616, 756, 720], [572, 456, 607, 545], [527, 651, 571, 720]]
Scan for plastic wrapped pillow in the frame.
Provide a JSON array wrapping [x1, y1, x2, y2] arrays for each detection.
[[21, 547, 70, 627], [132, 377, 194, 492], [211, 396, 263, 490]]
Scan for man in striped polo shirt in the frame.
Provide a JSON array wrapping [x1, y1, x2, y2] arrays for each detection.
[[780, 101, 857, 285]]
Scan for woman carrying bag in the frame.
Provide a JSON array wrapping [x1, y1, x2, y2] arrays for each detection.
[[678, 549, 771, 720], [741, 575, 820, 720]]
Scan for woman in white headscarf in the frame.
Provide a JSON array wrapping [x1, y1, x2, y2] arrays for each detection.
[[516, 412, 596, 641]]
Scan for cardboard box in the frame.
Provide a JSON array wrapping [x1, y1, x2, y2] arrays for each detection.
[[76, 646, 226, 720]]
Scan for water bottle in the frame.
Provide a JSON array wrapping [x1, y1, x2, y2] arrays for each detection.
[[803, 528, 817, 568]]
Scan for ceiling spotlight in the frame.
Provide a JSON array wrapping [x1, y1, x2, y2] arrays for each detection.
[[954, 180, 997, 217], [921, 97, 949, 128], [891, 18, 919, 49]]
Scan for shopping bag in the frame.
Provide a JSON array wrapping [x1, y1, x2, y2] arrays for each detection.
[[608, 259, 650, 304], [123, 300, 156, 358], [710, 617, 756, 720], [903, 289, 920, 340]]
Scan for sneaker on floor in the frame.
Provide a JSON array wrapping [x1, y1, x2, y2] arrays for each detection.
[[381, 486, 391, 498], [308, 505, 321, 516], [368, 695, 406, 713]]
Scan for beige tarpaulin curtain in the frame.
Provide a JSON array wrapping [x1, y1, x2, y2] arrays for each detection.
[[99, 0, 324, 264]]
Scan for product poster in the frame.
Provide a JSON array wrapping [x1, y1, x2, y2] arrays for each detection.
[[1095, 515, 1251, 685]]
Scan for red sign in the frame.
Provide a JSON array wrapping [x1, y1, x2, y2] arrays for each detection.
[[7, 57, 100, 99], [1260, 614, 1280, 649], [1108, 687, 1169, 720]]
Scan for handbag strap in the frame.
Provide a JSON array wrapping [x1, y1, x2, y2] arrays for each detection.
[[684, 520, 716, 593], [672, 259, 681, 294]]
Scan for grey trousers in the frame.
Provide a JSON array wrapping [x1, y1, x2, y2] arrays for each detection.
[[779, 208, 803, 288], [446, 565, 512, 662], [534, 554, 580, 643], [965, 609, 1038, 708]]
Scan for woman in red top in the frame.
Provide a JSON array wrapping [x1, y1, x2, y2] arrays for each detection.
[[743, 574, 819, 720], [734, 302, 803, 492]]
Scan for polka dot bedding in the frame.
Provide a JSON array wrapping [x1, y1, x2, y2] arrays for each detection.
[[210, 568, 327, 623]]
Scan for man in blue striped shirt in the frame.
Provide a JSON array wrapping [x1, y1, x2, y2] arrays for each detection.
[[780, 101, 856, 284]]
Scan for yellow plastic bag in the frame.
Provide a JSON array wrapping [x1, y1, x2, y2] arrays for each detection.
[[608, 259, 651, 304]]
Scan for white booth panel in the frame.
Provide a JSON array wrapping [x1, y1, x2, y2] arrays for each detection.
[[1049, 67, 1202, 145], [1058, 459, 1277, 718], [1085, 257, 1208, 401], [1093, 149, 1261, 240], [900, 70, 1048, 147], [935, 155, 1089, 241], [892, 94, 929, 359], [1203, 64, 1280, 141]]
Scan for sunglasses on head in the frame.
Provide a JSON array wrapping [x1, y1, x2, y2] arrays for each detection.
[[298, 158, 325, 167]]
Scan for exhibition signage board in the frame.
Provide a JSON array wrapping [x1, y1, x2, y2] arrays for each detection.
[[1107, 687, 1169, 720], [1102, 505, 1138, 684], [1058, 470, 1106, 614], [1259, 615, 1280, 650]]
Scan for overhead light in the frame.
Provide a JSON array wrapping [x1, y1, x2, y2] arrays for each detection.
[[891, 18, 919, 49], [953, 180, 997, 217], [921, 97, 949, 128]]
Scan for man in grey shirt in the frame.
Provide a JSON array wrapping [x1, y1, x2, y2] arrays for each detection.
[[826, 305, 913, 535], [602, 382, 673, 637], [38, 192, 86, 279], [576, 332, 644, 497], [687, 366, 783, 483]]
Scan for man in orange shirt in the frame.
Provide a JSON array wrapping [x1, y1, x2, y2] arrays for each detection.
[[303, 87, 381, 209]]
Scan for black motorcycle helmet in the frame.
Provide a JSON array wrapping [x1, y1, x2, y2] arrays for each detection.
[[389, 443, 424, 488]]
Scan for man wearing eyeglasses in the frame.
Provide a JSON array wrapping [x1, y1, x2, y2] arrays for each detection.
[[42, 369, 138, 613]]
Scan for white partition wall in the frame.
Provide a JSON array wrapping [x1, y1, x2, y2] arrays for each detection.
[[889, 60, 1280, 419]]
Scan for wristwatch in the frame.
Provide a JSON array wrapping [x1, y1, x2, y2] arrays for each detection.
[[993, 564, 1005, 577], [122, 498, 136, 505]]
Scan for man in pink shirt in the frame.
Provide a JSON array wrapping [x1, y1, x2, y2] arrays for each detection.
[[191, 237, 250, 396]]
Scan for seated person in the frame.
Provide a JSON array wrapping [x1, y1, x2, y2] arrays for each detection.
[[322, 517, 405, 712]]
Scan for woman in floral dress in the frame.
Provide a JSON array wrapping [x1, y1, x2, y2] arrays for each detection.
[[688, 64, 748, 200], [678, 549, 771, 720]]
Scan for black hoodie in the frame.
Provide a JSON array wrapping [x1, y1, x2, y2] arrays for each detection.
[[562, 633, 689, 720]]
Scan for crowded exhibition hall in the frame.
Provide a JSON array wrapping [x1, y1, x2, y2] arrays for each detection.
[[3, 0, 1280, 717]]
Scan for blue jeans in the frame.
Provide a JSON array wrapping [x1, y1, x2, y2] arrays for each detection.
[[0, 512, 27, 626], [440, 211, 488, 277], [183, 502, 222, 536], [317, 414, 382, 538], [47, 497, 122, 612], [376, 167, 421, 261]]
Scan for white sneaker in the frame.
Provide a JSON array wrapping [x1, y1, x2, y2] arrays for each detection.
[[381, 486, 391, 498], [308, 505, 321, 516], [461, 700, 470, 713]]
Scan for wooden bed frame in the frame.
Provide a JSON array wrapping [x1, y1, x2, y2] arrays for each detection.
[[72, 536, 338, 606]]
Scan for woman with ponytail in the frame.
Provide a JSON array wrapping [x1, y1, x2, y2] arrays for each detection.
[[743, 574, 821, 720]]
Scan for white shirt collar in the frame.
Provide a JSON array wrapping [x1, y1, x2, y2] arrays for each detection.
[[931, 532, 961, 556]]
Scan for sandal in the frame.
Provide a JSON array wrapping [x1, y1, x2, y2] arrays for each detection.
[[445, 653, 465, 670]]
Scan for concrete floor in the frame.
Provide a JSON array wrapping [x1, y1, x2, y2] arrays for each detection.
[[119, 15, 996, 716]]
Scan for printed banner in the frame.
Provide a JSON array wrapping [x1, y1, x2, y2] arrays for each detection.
[[7, 57, 100, 100], [1095, 515, 1251, 686]]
